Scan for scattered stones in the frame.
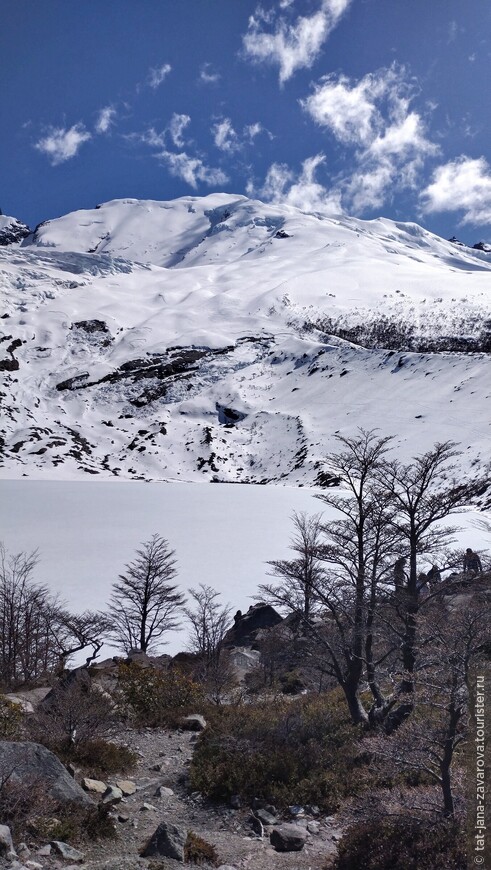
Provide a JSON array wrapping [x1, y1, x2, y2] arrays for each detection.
[[141, 821, 186, 861], [117, 812, 130, 823], [154, 785, 174, 798], [50, 841, 85, 862], [307, 821, 321, 834], [288, 804, 305, 818], [270, 824, 307, 852], [116, 779, 137, 796], [37, 845, 51, 857], [255, 808, 277, 826], [101, 785, 123, 804], [141, 802, 157, 811], [82, 777, 107, 794]]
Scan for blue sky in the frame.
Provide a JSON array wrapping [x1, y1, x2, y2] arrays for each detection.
[[2, 0, 491, 242]]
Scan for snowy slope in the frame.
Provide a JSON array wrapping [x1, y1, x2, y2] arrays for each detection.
[[1, 194, 490, 486]]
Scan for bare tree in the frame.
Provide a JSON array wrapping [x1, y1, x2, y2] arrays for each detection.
[[54, 610, 113, 669], [108, 534, 185, 653], [0, 545, 63, 689], [372, 593, 491, 817], [183, 585, 237, 703], [382, 442, 486, 700], [259, 512, 325, 619], [313, 430, 398, 725]]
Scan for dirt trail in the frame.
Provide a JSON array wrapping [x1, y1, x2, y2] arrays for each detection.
[[81, 726, 342, 870]]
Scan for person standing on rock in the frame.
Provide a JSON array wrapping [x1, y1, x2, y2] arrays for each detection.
[[393, 557, 407, 593], [463, 548, 482, 577]]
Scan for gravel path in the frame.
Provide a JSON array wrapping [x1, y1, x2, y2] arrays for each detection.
[[79, 726, 343, 870]]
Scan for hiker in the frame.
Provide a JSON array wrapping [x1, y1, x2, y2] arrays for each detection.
[[463, 548, 482, 576], [393, 557, 407, 592], [417, 572, 430, 598], [427, 564, 441, 588]]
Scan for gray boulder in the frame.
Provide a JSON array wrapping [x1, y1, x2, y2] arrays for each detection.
[[0, 741, 93, 805], [0, 824, 15, 858], [255, 808, 277, 826], [270, 823, 307, 852], [50, 841, 85, 862], [141, 821, 186, 861]]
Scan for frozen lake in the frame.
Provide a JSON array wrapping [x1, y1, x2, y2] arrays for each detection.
[[1, 479, 488, 659], [0, 479, 325, 657]]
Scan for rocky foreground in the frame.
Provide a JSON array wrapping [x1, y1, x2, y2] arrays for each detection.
[[0, 720, 343, 870]]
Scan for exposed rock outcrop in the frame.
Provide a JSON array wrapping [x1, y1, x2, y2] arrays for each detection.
[[0, 741, 93, 805], [222, 603, 283, 649]]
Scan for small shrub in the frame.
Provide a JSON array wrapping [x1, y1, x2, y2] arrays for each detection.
[[45, 802, 117, 843], [56, 738, 137, 778], [0, 778, 116, 845], [332, 816, 466, 870], [0, 698, 23, 739], [190, 690, 378, 812], [184, 831, 219, 866], [30, 675, 116, 749], [118, 663, 204, 727]]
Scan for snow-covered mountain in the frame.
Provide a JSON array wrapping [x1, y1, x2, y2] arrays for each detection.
[[1, 194, 490, 486]]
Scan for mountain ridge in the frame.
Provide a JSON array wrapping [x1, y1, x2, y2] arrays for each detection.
[[1, 194, 489, 490]]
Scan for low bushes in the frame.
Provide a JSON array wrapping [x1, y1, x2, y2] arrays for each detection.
[[118, 663, 205, 727], [0, 778, 115, 845], [184, 831, 219, 866], [332, 816, 466, 869], [0, 698, 23, 740], [56, 738, 137, 779], [190, 690, 381, 812]]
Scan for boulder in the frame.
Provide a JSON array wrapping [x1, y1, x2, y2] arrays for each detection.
[[141, 821, 186, 861], [82, 777, 107, 794], [50, 841, 85, 862], [116, 779, 137, 796], [154, 785, 174, 798], [0, 824, 15, 858], [255, 808, 277, 826], [270, 824, 307, 852], [101, 785, 123, 805], [222, 603, 282, 649], [0, 742, 93, 805], [2, 694, 34, 714]]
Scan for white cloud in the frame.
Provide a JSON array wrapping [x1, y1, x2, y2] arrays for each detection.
[[249, 153, 342, 215], [95, 106, 117, 134], [148, 63, 172, 89], [168, 113, 191, 148], [303, 71, 384, 146], [245, 122, 265, 141], [199, 63, 220, 84], [243, 0, 352, 84], [158, 150, 229, 189], [34, 124, 91, 165], [420, 156, 491, 225], [213, 118, 267, 153], [213, 118, 239, 153], [302, 65, 438, 212]]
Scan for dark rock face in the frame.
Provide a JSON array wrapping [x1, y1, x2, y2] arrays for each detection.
[[222, 603, 283, 649], [0, 219, 31, 246], [141, 821, 186, 861], [0, 741, 93, 805], [270, 823, 307, 852]]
